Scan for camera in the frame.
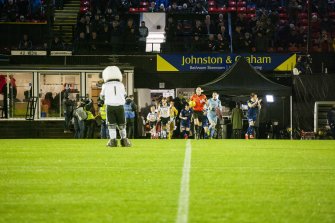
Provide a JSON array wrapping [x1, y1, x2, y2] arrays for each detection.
[[97, 99, 104, 107]]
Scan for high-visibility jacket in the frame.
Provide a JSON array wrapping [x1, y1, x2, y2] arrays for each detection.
[[100, 104, 107, 120]]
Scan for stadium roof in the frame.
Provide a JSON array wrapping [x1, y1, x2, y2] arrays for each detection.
[[200, 57, 292, 96]]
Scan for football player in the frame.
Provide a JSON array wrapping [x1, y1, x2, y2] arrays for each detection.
[[206, 92, 222, 139], [179, 102, 193, 139], [157, 97, 170, 139], [245, 93, 261, 139]]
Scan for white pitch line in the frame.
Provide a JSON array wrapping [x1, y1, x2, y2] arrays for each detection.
[[176, 139, 192, 223]]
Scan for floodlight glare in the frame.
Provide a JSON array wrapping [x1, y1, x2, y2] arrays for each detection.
[[266, 95, 274, 103]]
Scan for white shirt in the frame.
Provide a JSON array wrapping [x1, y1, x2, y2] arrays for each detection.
[[158, 104, 170, 118], [100, 81, 126, 106], [147, 112, 158, 122]]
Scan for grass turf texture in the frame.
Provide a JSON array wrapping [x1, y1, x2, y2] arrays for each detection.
[[0, 140, 334, 223]]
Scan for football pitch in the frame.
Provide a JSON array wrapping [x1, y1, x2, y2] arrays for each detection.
[[1, 139, 334, 223]]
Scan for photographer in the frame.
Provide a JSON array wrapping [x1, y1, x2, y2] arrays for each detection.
[[63, 92, 75, 133], [294, 55, 312, 75], [97, 99, 109, 139], [84, 98, 96, 139]]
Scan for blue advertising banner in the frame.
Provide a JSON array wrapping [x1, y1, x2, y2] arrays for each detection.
[[157, 53, 296, 72]]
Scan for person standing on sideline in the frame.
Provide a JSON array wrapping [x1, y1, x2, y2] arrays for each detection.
[[327, 105, 335, 139], [124, 95, 137, 139], [0, 75, 8, 118], [62, 91, 74, 133], [206, 92, 222, 139], [9, 75, 17, 101], [100, 66, 131, 147], [98, 99, 109, 139], [138, 21, 149, 52], [245, 93, 262, 139], [190, 87, 207, 139], [231, 102, 244, 139]]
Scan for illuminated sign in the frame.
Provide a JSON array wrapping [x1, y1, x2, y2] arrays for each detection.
[[157, 53, 296, 72]]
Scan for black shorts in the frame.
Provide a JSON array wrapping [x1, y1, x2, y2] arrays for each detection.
[[106, 105, 125, 125], [193, 110, 204, 121], [149, 121, 157, 128], [160, 117, 170, 125]]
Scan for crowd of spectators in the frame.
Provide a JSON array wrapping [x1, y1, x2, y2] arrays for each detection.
[[73, 12, 149, 54], [0, 0, 46, 22], [1, 0, 335, 53]]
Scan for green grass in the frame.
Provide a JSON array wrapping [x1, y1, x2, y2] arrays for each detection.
[[0, 140, 335, 223]]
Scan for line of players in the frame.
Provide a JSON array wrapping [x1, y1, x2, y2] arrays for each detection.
[[146, 87, 223, 139]]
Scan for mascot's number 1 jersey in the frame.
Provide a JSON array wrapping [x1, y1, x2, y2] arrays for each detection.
[[191, 94, 207, 112], [101, 81, 126, 106]]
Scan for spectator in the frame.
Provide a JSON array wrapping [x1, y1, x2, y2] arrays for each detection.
[[216, 33, 229, 52], [138, 21, 149, 52], [192, 1, 207, 14], [99, 23, 111, 44], [91, 13, 104, 33], [0, 75, 8, 118], [76, 16, 87, 37], [104, 8, 115, 23], [17, 0, 29, 19], [130, 0, 140, 7], [193, 19, 204, 36], [74, 100, 87, 138], [124, 95, 137, 139], [327, 105, 335, 139], [233, 25, 244, 52], [97, 99, 109, 139], [3, 0, 17, 22], [18, 34, 33, 50], [62, 91, 74, 133], [110, 20, 122, 53], [50, 36, 65, 51], [203, 15, 216, 35], [207, 34, 217, 52], [119, 0, 130, 12], [318, 30, 331, 52], [242, 32, 253, 52], [157, 3, 166, 12], [9, 74, 17, 101], [191, 34, 204, 52], [167, 2, 179, 13], [72, 101, 81, 138], [89, 31, 100, 52], [155, 0, 169, 8], [123, 17, 138, 52], [84, 99, 96, 138], [148, 1, 157, 12], [75, 32, 88, 54]]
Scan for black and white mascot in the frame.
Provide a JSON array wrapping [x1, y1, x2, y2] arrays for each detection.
[[100, 66, 131, 147]]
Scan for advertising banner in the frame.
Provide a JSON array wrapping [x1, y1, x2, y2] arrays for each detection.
[[157, 53, 296, 72]]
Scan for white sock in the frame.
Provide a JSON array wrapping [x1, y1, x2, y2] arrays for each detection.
[[120, 128, 126, 139], [109, 128, 117, 139]]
